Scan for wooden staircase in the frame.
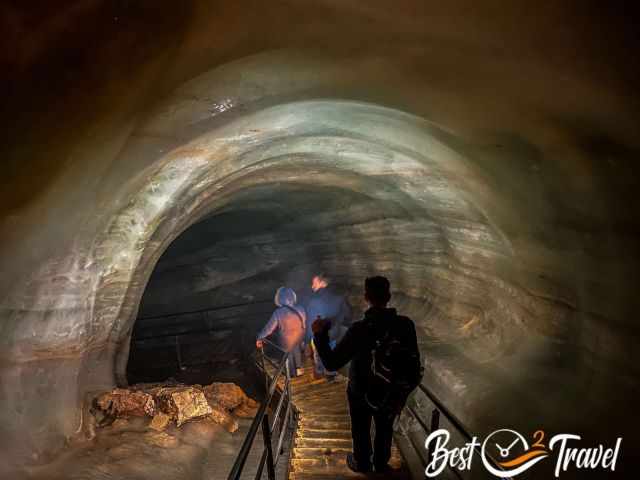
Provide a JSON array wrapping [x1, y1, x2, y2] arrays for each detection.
[[281, 359, 409, 480]]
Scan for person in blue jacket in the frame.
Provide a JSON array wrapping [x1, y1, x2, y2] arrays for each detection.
[[305, 274, 352, 379], [256, 287, 307, 377]]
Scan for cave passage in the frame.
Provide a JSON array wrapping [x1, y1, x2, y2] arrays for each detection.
[[126, 183, 423, 388], [2, 3, 639, 478], [125, 184, 377, 388], [3, 96, 637, 478]]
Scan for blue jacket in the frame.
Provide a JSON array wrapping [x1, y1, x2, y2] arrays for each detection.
[[304, 287, 352, 342]]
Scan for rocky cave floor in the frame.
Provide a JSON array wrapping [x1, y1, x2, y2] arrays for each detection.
[[19, 362, 291, 480]]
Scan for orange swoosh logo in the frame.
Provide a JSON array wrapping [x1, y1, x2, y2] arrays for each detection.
[[498, 449, 548, 468]]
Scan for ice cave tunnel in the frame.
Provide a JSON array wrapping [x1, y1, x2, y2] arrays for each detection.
[[1, 2, 638, 479]]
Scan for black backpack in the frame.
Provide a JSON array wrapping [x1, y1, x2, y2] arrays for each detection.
[[364, 318, 424, 413]]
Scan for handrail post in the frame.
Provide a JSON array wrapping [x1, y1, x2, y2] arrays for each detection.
[[262, 413, 276, 480], [283, 359, 291, 453], [175, 335, 183, 370], [402, 385, 514, 480], [259, 346, 268, 390], [228, 342, 290, 480], [426, 408, 440, 466]]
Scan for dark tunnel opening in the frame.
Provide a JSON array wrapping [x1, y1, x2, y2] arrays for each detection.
[[125, 183, 397, 396]]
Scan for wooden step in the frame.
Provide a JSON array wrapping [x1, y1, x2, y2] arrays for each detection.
[[292, 446, 353, 458], [290, 453, 403, 471], [285, 359, 410, 480], [289, 468, 410, 480], [295, 428, 353, 440], [294, 388, 347, 402], [298, 420, 351, 430], [299, 414, 349, 422], [295, 406, 349, 415], [295, 437, 353, 449]]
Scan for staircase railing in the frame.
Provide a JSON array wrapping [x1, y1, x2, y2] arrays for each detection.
[[227, 338, 294, 480], [136, 299, 273, 322], [139, 301, 510, 479], [402, 383, 512, 480], [129, 300, 274, 372]]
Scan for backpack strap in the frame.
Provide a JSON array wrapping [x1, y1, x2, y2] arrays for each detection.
[[283, 305, 306, 331]]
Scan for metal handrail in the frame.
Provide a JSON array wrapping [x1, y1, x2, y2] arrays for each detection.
[[257, 339, 290, 432], [404, 383, 511, 480], [129, 307, 275, 372], [260, 337, 287, 353], [137, 299, 273, 321], [227, 340, 293, 480], [417, 383, 474, 443], [133, 322, 270, 342]]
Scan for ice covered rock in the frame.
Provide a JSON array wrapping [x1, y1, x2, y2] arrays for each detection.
[[155, 386, 212, 427], [148, 412, 172, 431], [207, 406, 239, 433], [203, 382, 259, 418], [92, 381, 257, 432], [95, 388, 156, 417]]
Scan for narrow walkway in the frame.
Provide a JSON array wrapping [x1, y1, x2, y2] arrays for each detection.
[[273, 358, 409, 480]]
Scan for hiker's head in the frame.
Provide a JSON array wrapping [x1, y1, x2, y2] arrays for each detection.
[[364, 276, 391, 307], [311, 273, 329, 292]]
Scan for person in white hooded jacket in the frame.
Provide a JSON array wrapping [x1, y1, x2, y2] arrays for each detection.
[[256, 287, 307, 376]]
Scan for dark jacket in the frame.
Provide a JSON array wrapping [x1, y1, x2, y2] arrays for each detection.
[[313, 306, 419, 395]]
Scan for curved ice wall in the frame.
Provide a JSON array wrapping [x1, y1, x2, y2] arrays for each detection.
[[1, 1, 638, 471]]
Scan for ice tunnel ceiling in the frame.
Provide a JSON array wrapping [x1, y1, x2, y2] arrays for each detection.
[[1, 0, 639, 476]]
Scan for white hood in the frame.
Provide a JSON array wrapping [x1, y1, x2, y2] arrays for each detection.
[[274, 287, 297, 307]]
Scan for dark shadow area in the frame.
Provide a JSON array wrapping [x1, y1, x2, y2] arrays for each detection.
[[125, 183, 399, 398]]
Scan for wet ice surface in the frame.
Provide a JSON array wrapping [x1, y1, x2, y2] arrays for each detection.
[[15, 345, 280, 480], [25, 413, 290, 480], [16, 339, 290, 480], [25, 417, 219, 480]]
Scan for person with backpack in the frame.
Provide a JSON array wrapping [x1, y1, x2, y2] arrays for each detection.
[[257, 287, 307, 377], [312, 276, 423, 473]]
